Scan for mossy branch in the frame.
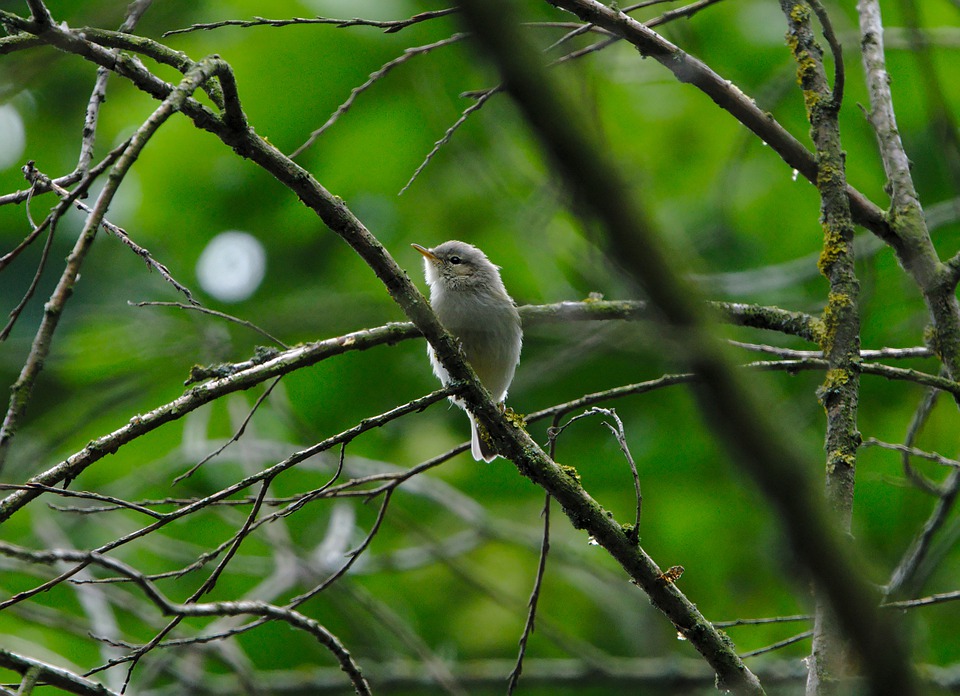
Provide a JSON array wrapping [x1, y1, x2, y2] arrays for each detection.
[[456, 0, 915, 693]]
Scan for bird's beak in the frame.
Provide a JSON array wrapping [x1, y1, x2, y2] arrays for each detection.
[[411, 243, 439, 262]]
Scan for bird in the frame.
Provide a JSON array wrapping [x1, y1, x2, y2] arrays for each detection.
[[412, 240, 522, 462]]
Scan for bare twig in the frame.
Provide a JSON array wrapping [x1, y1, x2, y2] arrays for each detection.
[[863, 438, 960, 470], [163, 8, 459, 37], [507, 494, 551, 695], [291, 33, 468, 159], [0, 483, 164, 519], [23, 165, 198, 304], [288, 489, 396, 608], [883, 589, 960, 610], [173, 378, 284, 484], [400, 86, 501, 195], [901, 383, 944, 494], [807, 0, 844, 109], [590, 408, 641, 540], [739, 631, 813, 659], [454, 0, 912, 692], [0, 648, 121, 696], [715, 614, 811, 628], [729, 341, 933, 361], [131, 301, 287, 348], [884, 469, 960, 598]]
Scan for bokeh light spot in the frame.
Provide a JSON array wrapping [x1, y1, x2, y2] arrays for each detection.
[[196, 230, 266, 302], [0, 105, 26, 170]]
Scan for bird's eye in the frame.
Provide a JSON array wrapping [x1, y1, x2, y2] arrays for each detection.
[[449, 256, 462, 265]]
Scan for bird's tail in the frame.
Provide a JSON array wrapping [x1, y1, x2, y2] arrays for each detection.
[[469, 413, 497, 463]]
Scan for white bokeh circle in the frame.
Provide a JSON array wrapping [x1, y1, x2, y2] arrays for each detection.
[[196, 231, 266, 302], [0, 105, 26, 171]]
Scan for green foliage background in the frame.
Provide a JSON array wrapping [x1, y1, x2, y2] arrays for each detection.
[[1, 0, 959, 693]]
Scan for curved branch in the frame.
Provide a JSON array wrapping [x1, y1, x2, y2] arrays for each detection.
[[0, 541, 371, 695]]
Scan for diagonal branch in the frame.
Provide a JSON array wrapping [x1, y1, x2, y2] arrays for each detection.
[[542, 0, 896, 246], [0, 54, 241, 474], [0, 648, 121, 696], [857, 0, 960, 388], [452, 1, 916, 694], [2, 15, 755, 683]]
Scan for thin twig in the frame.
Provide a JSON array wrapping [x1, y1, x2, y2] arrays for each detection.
[[163, 8, 459, 37], [862, 438, 960, 470], [278, 442, 348, 519], [507, 494, 551, 695], [729, 341, 932, 361], [174, 378, 284, 484], [288, 489, 396, 608], [24, 166, 198, 304], [590, 408, 641, 540], [884, 469, 960, 598], [739, 631, 813, 659], [290, 33, 468, 159], [399, 86, 501, 195], [132, 300, 287, 349], [714, 614, 811, 628], [900, 380, 944, 494], [807, 0, 844, 109], [0, 200, 58, 343], [0, 483, 164, 519], [883, 589, 960, 609]]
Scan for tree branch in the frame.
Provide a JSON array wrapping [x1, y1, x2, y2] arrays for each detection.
[[0, 649, 121, 696], [780, 1, 864, 688], [541, 0, 896, 246], [857, 0, 960, 389], [453, 1, 915, 693]]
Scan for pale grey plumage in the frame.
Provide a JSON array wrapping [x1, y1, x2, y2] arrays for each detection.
[[413, 240, 522, 462]]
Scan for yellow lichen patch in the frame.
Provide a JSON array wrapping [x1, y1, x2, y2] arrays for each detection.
[[817, 161, 841, 188], [827, 291, 854, 309], [818, 293, 854, 354], [559, 463, 581, 484], [826, 450, 857, 473], [503, 407, 526, 428], [803, 89, 821, 116], [809, 318, 827, 346], [818, 228, 849, 276], [817, 367, 854, 406], [790, 2, 811, 24], [822, 368, 851, 390]]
